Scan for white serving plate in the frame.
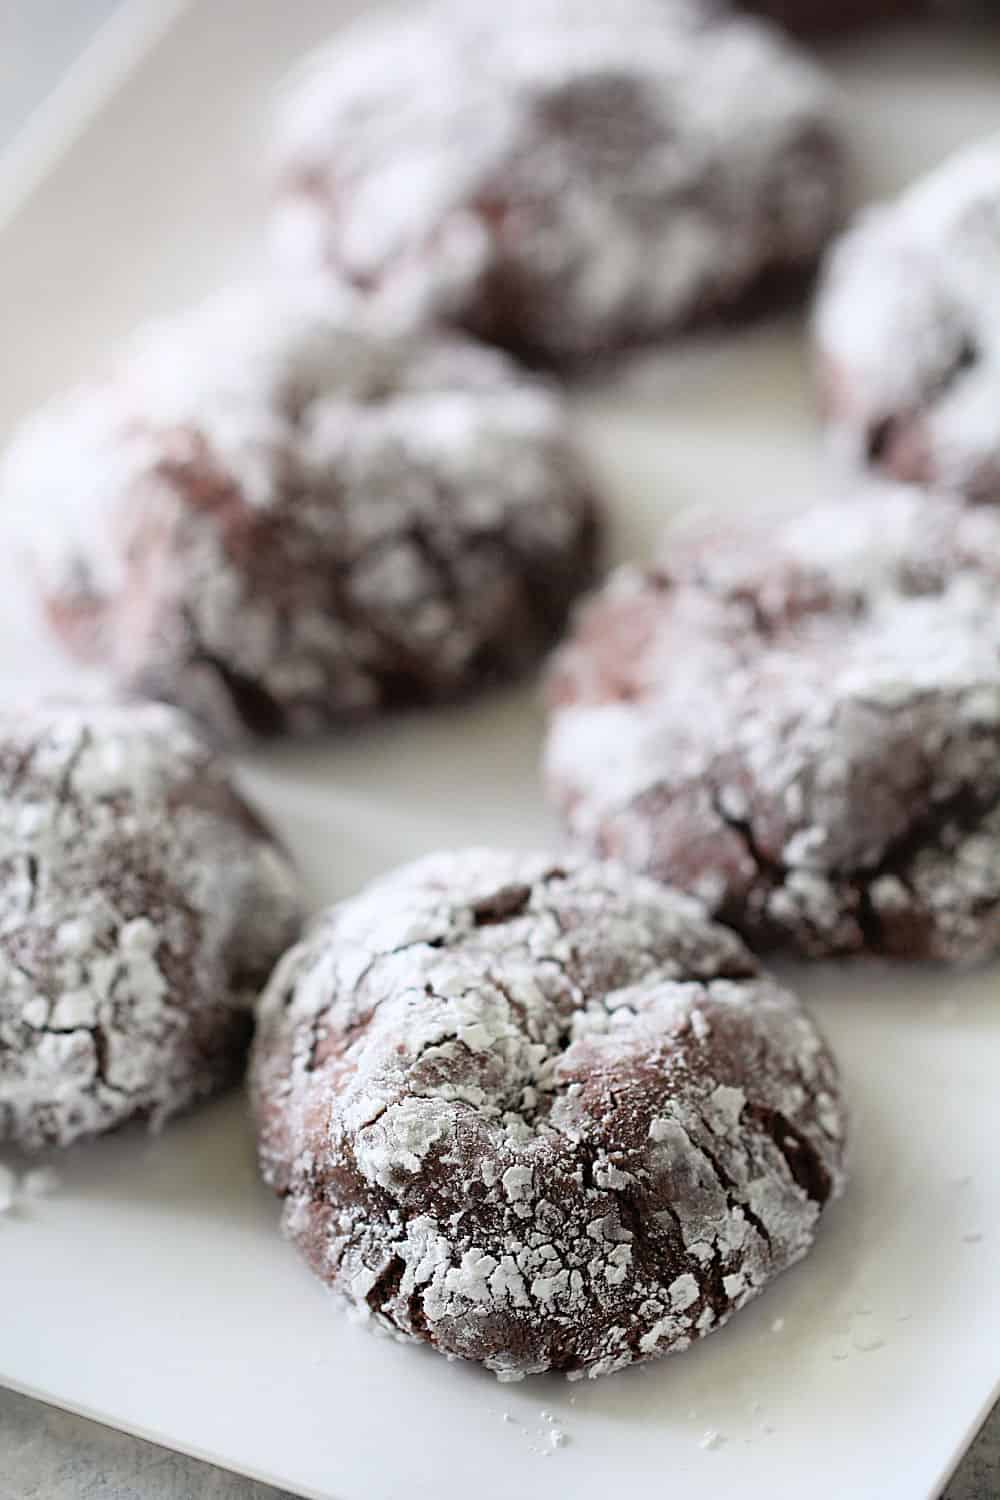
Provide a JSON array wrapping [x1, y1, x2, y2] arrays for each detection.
[[0, 5, 998, 1498]]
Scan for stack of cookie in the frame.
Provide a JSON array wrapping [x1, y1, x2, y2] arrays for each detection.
[[1, 0, 996, 1384]]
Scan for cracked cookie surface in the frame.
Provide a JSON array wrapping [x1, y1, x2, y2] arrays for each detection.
[[250, 849, 845, 1380], [271, 0, 845, 364], [8, 286, 598, 742], [0, 701, 302, 1150], [815, 135, 1000, 505], [546, 487, 1000, 961]]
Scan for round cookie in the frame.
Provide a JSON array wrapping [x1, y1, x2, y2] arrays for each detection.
[[0, 700, 301, 1150], [546, 487, 1000, 961], [250, 849, 845, 1381], [815, 136, 1000, 504], [7, 286, 599, 742], [271, 0, 845, 365]]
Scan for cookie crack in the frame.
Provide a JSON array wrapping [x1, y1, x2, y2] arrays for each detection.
[[488, 966, 576, 1052], [23, 855, 38, 914], [470, 883, 532, 926], [365, 1253, 407, 1321], [700, 1240, 735, 1324], [746, 1105, 831, 1206], [867, 780, 994, 886], [866, 333, 978, 469], [39, 1021, 132, 1099], [299, 930, 448, 1038], [713, 767, 1000, 954], [855, 779, 998, 950], [692, 1110, 774, 1253], [186, 643, 288, 738], [54, 726, 93, 808], [710, 787, 783, 885]]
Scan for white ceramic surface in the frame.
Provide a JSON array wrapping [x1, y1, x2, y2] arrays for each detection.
[[0, 5, 998, 1499]]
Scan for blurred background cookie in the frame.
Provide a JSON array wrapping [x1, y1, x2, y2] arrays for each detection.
[[271, 0, 846, 364], [546, 487, 1000, 961], [4, 285, 599, 742], [815, 135, 1000, 504]]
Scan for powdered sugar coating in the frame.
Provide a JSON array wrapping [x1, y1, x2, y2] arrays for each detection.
[[0, 701, 302, 1150], [815, 135, 1000, 503], [546, 486, 1000, 961], [8, 284, 598, 742], [271, 0, 845, 364], [250, 849, 845, 1380]]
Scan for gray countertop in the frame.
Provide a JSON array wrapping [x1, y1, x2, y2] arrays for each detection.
[[0, 1387, 293, 1500]]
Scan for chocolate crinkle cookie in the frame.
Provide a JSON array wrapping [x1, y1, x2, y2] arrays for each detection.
[[271, 0, 846, 365], [7, 286, 598, 742], [815, 135, 1000, 504], [250, 850, 845, 1380], [546, 486, 1000, 962], [0, 701, 301, 1150]]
